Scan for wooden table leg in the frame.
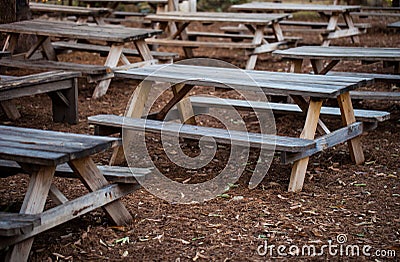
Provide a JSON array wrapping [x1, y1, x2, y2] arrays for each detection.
[[337, 92, 365, 164], [246, 25, 265, 70], [172, 83, 196, 125], [92, 44, 124, 99], [69, 156, 132, 225], [5, 165, 56, 262], [343, 12, 360, 44], [134, 39, 155, 61], [288, 99, 322, 192], [110, 80, 153, 165], [322, 13, 339, 46], [290, 58, 304, 73]]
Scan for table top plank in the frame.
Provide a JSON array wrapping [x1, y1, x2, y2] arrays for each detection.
[[115, 64, 371, 98], [146, 11, 291, 24], [30, 3, 111, 16], [0, 71, 80, 91], [230, 2, 361, 12], [0, 125, 120, 166], [388, 21, 400, 28], [273, 46, 400, 61], [0, 20, 162, 43]]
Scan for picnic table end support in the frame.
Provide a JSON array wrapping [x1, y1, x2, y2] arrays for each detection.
[[288, 99, 323, 192], [337, 92, 365, 164]]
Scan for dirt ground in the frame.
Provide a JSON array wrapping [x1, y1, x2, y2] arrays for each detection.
[[0, 14, 399, 261]]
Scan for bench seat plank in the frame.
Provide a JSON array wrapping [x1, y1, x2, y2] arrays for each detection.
[[273, 46, 400, 61], [88, 114, 317, 152], [188, 96, 390, 122], [115, 64, 372, 98], [0, 159, 150, 183], [52, 41, 179, 61]]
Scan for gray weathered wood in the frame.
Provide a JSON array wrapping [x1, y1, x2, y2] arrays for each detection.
[[273, 46, 400, 61], [52, 41, 178, 62], [115, 64, 372, 98], [0, 159, 150, 183], [188, 96, 390, 123], [0, 125, 120, 166], [88, 114, 316, 152], [0, 213, 41, 237], [0, 58, 109, 75]]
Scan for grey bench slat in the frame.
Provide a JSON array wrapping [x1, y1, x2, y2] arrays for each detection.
[[0, 212, 41, 237], [0, 51, 11, 58], [115, 64, 371, 98], [145, 38, 259, 49], [189, 96, 390, 122], [0, 159, 149, 184], [186, 31, 302, 42], [351, 11, 400, 17], [88, 114, 316, 152], [112, 11, 148, 18], [52, 41, 179, 61], [0, 58, 110, 75], [326, 71, 400, 83], [273, 46, 400, 61], [279, 21, 371, 29]]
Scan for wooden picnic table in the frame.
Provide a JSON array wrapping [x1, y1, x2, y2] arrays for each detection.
[[88, 64, 379, 192], [0, 125, 143, 262], [0, 19, 161, 98], [30, 2, 112, 25], [230, 2, 364, 46], [145, 11, 293, 69], [273, 46, 400, 99]]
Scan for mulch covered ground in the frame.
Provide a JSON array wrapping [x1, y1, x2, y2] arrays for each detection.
[[0, 14, 399, 261]]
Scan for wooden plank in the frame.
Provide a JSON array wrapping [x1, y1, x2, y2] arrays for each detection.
[[282, 122, 363, 164], [230, 3, 361, 13], [88, 114, 317, 152], [326, 71, 400, 83], [52, 41, 179, 60], [6, 165, 55, 262], [188, 96, 390, 122], [0, 100, 21, 120], [337, 92, 364, 164], [0, 58, 110, 75], [0, 213, 41, 237], [68, 156, 133, 225], [114, 64, 371, 98], [0, 159, 150, 183], [0, 126, 120, 165], [273, 46, 400, 61], [92, 44, 123, 99], [0, 20, 162, 43], [288, 99, 322, 192], [146, 38, 259, 49]]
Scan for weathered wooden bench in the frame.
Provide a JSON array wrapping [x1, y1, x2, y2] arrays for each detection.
[[221, 21, 370, 34], [86, 63, 377, 192], [185, 96, 390, 131], [0, 213, 41, 237], [186, 31, 302, 44], [52, 41, 179, 63], [0, 71, 80, 124], [0, 159, 150, 184]]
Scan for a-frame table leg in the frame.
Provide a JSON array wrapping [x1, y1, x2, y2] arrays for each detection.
[[337, 92, 365, 164], [288, 99, 323, 192], [5, 165, 56, 262]]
